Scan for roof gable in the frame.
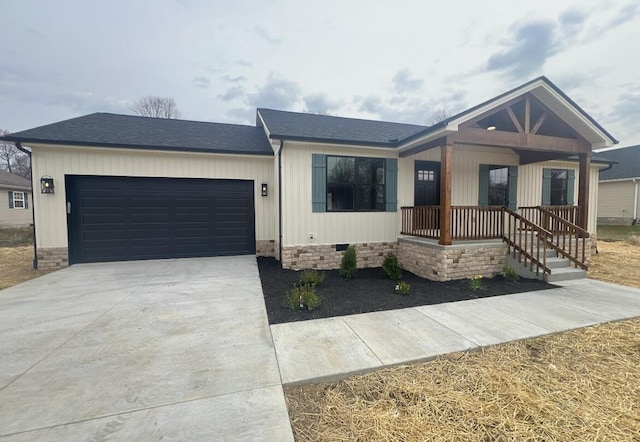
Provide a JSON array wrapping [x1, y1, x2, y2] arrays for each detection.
[[2, 113, 273, 156], [399, 76, 617, 152], [598, 145, 640, 181]]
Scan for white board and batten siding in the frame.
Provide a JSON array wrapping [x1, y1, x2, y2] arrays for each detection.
[[280, 141, 398, 247], [31, 144, 276, 249]]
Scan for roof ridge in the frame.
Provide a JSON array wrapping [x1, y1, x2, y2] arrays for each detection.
[[257, 108, 427, 128]]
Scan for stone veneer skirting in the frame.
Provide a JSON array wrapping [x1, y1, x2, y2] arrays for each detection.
[[281, 242, 397, 270], [256, 240, 275, 257], [397, 237, 508, 282], [37, 247, 69, 270]]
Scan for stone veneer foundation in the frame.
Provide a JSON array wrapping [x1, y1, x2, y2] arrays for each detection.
[[281, 242, 397, 270], [256, 240, 276, 257], [397, 237, 508, 282], [37, 247, 69, 270]]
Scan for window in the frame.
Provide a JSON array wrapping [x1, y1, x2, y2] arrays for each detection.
[[417, 169, 435, 181], [488, 166, 509, 206], [542, 168, 574, 206], [550, 169, 568, 205], [326, 156, 385, 211], [12, 191, 25, 209], [479, 164, 517, 210]]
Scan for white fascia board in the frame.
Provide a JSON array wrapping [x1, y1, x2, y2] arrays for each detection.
[[600, 177, 640, 183]]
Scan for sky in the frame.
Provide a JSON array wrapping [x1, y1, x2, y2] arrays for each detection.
[[2, 0, 639, 148]]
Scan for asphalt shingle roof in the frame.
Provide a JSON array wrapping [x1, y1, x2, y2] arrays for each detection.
[[0, 170, 31, 190], [258, 108, 427, 146], [598, 145, 640, 180], [1, 113, 273, 156]]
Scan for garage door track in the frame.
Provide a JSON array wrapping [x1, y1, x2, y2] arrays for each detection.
[[0, 256, 293, 440]]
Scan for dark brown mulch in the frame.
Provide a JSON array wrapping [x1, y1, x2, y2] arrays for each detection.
[[258, 257, 557, 325]]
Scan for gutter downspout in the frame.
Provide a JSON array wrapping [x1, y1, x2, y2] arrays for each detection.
[[15, 142, 38, 269], [278, 140, 284, 267], [633, 178, 638, 225]]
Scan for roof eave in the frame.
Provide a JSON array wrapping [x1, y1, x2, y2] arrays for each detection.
[[7, 139, 274, 157], [268, 134, 397, 149]]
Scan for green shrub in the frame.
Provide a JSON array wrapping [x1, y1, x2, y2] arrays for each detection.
[[382, 252, 402, 280], [284, 285, 321, 310], [339, 245, 357, 279], [503, 266, 520, 282], [299, 269, 325, 287], [468, 275, 484, 292], [395, 280, 411, 295]]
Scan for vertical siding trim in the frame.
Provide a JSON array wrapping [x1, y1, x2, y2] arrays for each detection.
[[312, 154, 326, 212], [385, 158, 398, 212]]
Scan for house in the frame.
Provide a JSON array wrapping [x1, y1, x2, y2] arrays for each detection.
[[0, 170, 33, 228], [0, 76, 617, 279], [597, 145, 640, 225]]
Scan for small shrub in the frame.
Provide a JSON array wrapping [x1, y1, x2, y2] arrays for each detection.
[[300, 269, 325, 287], [284, 284, 321, 310], [340, 245, 357, 279], [395, 280, 411, 295], [382, 252, 402, 280], [503, 266, 520, 282], [468, 275, 484, 291]]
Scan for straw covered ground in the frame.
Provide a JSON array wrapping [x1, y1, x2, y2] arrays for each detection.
[[0, 246, 52, 290], [285, 237, 640, 441]]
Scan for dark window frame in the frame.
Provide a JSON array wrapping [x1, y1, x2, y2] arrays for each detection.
[[326, 155, 386, 212], [549, 169, 568, 206], [488, 166, 509, 206]]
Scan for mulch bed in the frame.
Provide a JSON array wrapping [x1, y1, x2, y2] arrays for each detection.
[[258, 257, 557, 325]]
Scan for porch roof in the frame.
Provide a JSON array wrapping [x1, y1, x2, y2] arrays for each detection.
[[397, 76, 618, 153]]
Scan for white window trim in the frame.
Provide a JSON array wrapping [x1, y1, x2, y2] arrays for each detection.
[[12, 191, 25, 209]]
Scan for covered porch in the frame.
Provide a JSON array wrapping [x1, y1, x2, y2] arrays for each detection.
[[393, 81, 616, 280]]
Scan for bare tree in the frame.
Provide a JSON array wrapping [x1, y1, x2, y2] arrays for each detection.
[[0, 129, 31, 178], [427, 108, 448, 126], [130, 96, 182, 119]]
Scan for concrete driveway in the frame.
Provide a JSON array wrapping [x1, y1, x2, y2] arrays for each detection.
[[0, 256, 293, 441]]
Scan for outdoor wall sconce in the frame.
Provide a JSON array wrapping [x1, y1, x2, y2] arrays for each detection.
[[261, 182, 268, 197], [40, 176, 55, 194]]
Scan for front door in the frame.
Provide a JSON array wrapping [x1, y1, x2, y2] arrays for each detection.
[[414, 161, 440, 206]]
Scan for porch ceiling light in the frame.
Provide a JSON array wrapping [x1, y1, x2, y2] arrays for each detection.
[[487, 125, 497, 131], [40, 176, 55, 194]]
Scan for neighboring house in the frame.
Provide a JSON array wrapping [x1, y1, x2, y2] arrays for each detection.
[[0, 76, 617, 279], [597, 145, 640, 225], [0, 170, 33, 228]]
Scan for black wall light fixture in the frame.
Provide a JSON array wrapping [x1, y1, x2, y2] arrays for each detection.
[[40, 176, 55, 194], [261, 182, 268, 197]]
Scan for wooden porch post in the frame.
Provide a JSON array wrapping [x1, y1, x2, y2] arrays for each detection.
[[439, 142, 453, 245], [578, 151, 591, 230]]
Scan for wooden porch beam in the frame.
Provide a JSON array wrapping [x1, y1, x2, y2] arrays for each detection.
[[449, 127, 590, 154], [506, 106, 524, 133], [578, 152, 591, 230], [439, 142, 453, 245], [399, 136, 446, 158], [530, 113, 547, 135]]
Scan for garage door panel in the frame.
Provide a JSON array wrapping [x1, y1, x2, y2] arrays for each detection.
[[67, 176, 255, 264]]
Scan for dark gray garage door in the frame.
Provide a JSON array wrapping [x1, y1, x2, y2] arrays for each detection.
[[65, 176, 255, 264]]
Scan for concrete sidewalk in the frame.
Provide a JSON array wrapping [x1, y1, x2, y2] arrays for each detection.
[[271, 278, 640, 386]]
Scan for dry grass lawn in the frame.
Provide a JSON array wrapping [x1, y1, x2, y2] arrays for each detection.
[[285, 238, 640, 441], [0, 247, 54, 290]]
